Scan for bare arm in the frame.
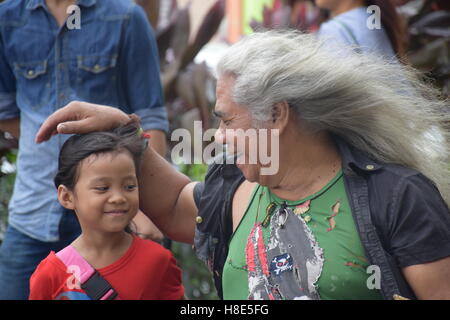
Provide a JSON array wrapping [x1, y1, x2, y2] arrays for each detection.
[[138, 145, 198, 244], [132, 209, 164, 242], [402, 256, 450, 299], [146, 129, 166, 158], [0, 117, 20, 139]]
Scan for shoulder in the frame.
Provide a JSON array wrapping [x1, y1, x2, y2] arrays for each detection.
[[367, 162, 449, 217], [367, 164, 450, 262], [195, 161, 244, 204], [95, 0, 144, 19], [371, 163, 445, 205], [318, 19, 352, 43], [29, 252, 69, 299], [0, 0, 26, 25], [32, 251, 67, 277]]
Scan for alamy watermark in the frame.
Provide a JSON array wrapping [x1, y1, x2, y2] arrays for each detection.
[[171, 121, 280, 175], [367, 5, 381, 30], [66, 4, 81, 30], [366, 265, 381, 290]]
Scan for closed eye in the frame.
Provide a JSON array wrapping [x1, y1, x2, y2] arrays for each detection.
[[94, 186, 109, 192]]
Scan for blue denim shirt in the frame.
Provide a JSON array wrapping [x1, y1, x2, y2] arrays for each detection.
[[318, 7, 395, 58], [0, 0, 169, 241]]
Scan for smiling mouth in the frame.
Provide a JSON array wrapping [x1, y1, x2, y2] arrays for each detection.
[[104, 210, 128, 216]]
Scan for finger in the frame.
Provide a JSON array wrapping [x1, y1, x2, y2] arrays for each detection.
[[56, 118, 99, 135], [35, 103, 81, 143]]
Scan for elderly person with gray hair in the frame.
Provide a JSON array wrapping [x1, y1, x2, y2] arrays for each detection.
[[36, 30, 450, 300]]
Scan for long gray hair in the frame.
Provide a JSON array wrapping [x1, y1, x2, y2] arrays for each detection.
[[217, 30, 450, 207]]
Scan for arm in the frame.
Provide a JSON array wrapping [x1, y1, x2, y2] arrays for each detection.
[[138, 145, 198, 244], [0, 117, 20, 139], [132, 209, 164, 242], [402, 257, 450, 299], [146, 129, 166, 158]]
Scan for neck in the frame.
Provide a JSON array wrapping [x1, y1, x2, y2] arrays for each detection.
[[45, 0, 77, 27], [74, 229, 131, 256], [267, 127, 341, 201], [45, 0, 77, 7], [331, 0, 365, 17]]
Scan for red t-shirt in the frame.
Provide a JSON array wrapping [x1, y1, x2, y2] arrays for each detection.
[[29, 235, 184, 300]]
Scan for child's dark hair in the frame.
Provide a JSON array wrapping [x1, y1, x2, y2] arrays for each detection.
[[54, 124, 147, 190]]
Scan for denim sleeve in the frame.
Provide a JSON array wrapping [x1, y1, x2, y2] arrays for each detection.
[[0, 32, 19, 120], [388, 174, 450, 267], [119, 5, 168, 133]]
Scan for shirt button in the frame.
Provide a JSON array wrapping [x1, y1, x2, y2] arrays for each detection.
[[27, 70, 34, 76], [94, 64, 100, 71], [366, 165, 375, 170], [195, 216, 203, 224]]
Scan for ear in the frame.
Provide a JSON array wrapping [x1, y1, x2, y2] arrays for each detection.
[[271, 101, 290, 135], [57, 185, 75, 210]]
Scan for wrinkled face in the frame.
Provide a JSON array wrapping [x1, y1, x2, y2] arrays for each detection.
[[213, 75, 267, 183], [61, 151, 139, 234]]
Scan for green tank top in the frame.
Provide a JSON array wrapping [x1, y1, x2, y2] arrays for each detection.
[[222, 170, 382, 300]]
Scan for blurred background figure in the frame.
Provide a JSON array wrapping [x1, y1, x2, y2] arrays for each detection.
[[316, 0, 406, 59], [0, 0, 167, 299]]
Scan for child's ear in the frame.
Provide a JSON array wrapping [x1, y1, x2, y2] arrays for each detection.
[[57, 185, 75, 210]]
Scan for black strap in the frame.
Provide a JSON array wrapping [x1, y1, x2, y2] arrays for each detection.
[[81, 271, 118, 300]]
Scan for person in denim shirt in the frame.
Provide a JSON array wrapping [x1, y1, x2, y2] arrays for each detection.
[[0, 0, 168, 299]]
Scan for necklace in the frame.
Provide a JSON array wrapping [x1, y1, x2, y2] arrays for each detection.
[[260, 187, 313, 228]]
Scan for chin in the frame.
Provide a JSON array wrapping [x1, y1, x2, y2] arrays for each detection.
[[238, 164, 262, 184]]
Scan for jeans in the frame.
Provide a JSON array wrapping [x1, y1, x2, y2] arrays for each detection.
[[0, 213, 81, 300]]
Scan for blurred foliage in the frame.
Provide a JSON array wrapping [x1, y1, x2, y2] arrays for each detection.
[[250, 0, 325, 32]]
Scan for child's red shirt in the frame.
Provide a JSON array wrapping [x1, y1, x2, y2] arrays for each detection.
[[29, 235, 184, 300]]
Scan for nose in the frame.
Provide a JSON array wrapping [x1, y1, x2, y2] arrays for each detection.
[[108, 189, 126, 204]]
